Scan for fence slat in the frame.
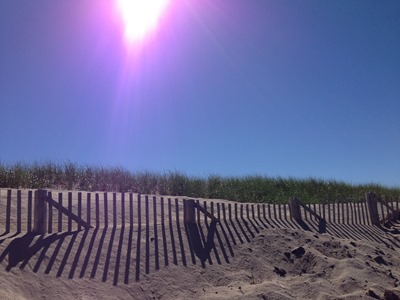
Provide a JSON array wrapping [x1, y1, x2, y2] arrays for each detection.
[[17, 190, 22, 233], [196, 200, 201, 223], [48, 191, 53, 234], [332, 202, 336, 223], [154, 196, 159, 270], [58, 193, 63, 232], [336, 201, 340, 224], [360, 199, 366, 225], [160, 197, 165, 232], [113, 193, 117, 228], [27, 191, 33, 232], [174, 198, 180, 223], [379, 198, 385, 221], [121, 193, 125, 228], [161, 196, 166, 268], [104, 193, 108, 228], [222, 203, 227, 221], [389, 197, 395, 214], [267, 204, 271, 219], [167, 198, 176, 265], [145, 195, 150, 274], [235, 203, 238, 220], [355, 200, 360, 224], [68, 192, 73, 231], [385, 196, 390, 220], [340, 201, 344, 224], [313, 203, 317, 221], [138, 194, 142, 228], [284, 204, 288, 221], [357, 202, 363, 224], [363, 200, 370, 226], [87, 193, 91, 228], [161, 197, 165, 226], [318, 204, 322, 220], [6, 190, 11, 233], [204, 201, 208, 225], [262, 204, 266, 220], [78, 192, 82, 231], [278, 204, 282, 220], [327, 201, 331, 223], [167, 198, 172, 225], [129, 193, 133, 228], [353, 201, 358, 224], [95, 193, 100, 228], [349, 201, 354, 224]]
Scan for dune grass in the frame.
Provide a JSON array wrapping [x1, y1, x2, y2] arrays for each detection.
[[0, 161, 399, 204]]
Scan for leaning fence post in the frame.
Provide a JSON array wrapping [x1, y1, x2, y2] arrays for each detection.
[[289, 197, 302, 222], [33, 189, 48, 234], [366, 192, 380, 226], [184, 199, 196, 224]]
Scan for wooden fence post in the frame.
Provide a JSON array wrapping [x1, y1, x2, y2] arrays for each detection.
[[33, 189, 48, 234], [184, 199, 196, 224], [289, 197, 302, 222], [366, 192, 380, 226]]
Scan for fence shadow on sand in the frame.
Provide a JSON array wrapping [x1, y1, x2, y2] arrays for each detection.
[[1, 190, 400, 285]]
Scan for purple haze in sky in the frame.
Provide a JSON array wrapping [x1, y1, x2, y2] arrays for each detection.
[[0, 0, 399, 187]]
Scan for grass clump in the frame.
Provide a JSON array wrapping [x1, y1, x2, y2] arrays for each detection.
[[0, 161, 399, 204]]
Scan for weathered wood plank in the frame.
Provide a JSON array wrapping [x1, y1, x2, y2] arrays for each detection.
[[17, 190, 22, 233], [77, 192, 82, 231], [48, 191, 53, 233], [27, 191, 33, 232], [58, 193, 63, 232], [104, 193, 108, 228], [68, 192, 73, 231], [6, 190, 11, 233], [87, 193, 91, 228]]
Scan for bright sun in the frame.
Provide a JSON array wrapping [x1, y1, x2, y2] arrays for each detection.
[[116, 0, 170, 43]]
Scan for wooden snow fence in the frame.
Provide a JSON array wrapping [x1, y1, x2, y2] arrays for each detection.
[[1, 189, 399, 236], [0, 190, 223, 235], [288, 192, 400, 229]]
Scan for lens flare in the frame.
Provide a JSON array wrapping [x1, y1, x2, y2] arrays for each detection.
[[116, 0, 169, 43]]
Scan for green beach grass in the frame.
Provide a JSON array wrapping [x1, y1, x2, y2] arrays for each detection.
[[0, 161, 399, 204]]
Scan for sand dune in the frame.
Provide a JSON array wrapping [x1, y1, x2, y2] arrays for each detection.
[[1, 189, 400, 299]]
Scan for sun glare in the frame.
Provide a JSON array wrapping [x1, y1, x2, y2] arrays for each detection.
[[116, 0, 169, 43]]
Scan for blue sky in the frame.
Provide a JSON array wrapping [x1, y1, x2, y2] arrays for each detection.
[[1, 0, 399, 187]]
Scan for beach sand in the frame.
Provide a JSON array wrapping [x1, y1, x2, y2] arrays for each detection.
[[1, 189, 400, 299]]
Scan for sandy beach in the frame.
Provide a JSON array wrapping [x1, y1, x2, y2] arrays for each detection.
[[1, 189, 400, 299]]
